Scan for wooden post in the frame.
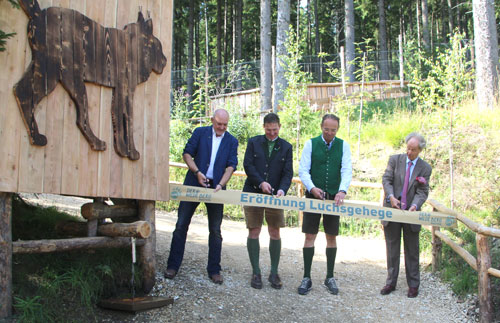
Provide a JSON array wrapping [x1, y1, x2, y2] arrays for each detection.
[[476, 233, 493, 323], [0, 192, 13, 318], [138, 200, 156, 294], [431, 226, 442, 273], [297, 182, 303, 226]]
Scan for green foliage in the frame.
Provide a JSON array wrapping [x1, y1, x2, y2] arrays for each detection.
[[0, 29, 16, 52], [12, 195, 81, 240], [405, 32, 474, 110], [13, 296, 53, 323]]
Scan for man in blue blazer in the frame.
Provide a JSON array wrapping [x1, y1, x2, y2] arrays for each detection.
[[165, 109, 238, 284], [243, 113, 293, 290]]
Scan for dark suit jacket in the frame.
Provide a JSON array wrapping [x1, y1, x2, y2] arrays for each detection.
[[183, 126, 238, 188], [382, 154, 432, 231], [243, 135, 293, 194]]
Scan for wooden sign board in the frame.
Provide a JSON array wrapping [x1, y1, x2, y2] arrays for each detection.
[[0, 0, 172, 201]]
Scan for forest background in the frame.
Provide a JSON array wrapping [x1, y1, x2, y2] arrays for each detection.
[[3, 0, 500, 320]]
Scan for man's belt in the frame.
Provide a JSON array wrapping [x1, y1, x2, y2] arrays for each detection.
[[169, 184, 457, 228]]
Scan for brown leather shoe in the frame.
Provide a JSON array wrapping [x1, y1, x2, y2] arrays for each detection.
[[268, 273, 283, 289], [251, 274, 263, 289], [210, 273, 223, 284], [380, 285, 396, 295], [407, 287, 419, 298], [164, 269, 177, 279]]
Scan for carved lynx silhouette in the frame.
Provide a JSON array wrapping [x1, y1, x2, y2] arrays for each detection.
[[14, 0, 167, 160]]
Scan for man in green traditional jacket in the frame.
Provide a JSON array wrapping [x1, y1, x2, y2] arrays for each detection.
[[297, 114, 352, 295]]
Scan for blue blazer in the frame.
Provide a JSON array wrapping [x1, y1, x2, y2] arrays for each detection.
[[183, 126, 239, 188]]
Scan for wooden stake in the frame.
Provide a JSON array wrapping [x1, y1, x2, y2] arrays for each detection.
[[0, 192, 12, 318], [138, 200, 155, 294], [476, 234, 493, 323], [431, 226, 442, 273]]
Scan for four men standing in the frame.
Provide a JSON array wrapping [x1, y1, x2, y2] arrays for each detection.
[[167, 110, 431, 299]]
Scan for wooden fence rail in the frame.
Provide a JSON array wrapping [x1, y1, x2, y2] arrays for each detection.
[[428, 199, 500, 323]]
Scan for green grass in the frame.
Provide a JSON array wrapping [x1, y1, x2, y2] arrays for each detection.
[[11, 196, 141, 322]]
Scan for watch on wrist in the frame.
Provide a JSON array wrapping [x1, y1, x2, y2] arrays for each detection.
[[339, 190, 346, 194], [194, 169, 200, 175]]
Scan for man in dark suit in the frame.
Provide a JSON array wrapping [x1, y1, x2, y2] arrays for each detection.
[[165, 109, 238, 284], [243, 113, 293, 290], [381, 132, 432, 298]]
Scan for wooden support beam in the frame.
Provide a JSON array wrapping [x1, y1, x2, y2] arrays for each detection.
[[56, 221, 151, 239], [138, 200, 155, 294], [476, 234, 493, 323], [81, 202, 137, 220], [0, 193, 13, 319], [431, 226, 442, 273], [13, 237, 145, 254]]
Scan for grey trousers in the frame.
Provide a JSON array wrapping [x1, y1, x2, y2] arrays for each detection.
[[383, 221, 420, 288]]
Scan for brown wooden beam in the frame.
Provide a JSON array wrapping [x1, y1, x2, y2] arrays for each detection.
[[138, 200, 155, 294], [476, 234, 493, 323], [56, 221, 151, 238], [13, 237, 145, 254], [81, 202, 137, 220], [0, 192, 13, 319]]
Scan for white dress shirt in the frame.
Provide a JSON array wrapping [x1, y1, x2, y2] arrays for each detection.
[[299, 136, 352, 193], [206, 127, 225, 180]]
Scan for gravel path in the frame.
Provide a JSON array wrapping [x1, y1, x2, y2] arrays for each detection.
[[22, 194, 477, 322]]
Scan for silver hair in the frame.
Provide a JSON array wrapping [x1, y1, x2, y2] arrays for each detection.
[[405, 132, 426, 149]]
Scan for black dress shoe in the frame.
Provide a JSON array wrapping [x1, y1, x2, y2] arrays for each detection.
[[210, 273, 223, 284], [268, 273, 283, 289], [251, 274, 263, 289], [407, 287, 419, 298], [164, 269, 177, 279], [380, 285, 396, 295]]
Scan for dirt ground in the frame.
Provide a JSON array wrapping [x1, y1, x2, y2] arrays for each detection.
[[21, 194, 476, 322]]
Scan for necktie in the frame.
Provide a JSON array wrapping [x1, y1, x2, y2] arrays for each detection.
[[401, 161, 413, 210]]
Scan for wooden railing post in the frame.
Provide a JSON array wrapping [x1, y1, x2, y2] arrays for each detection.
[[297, 182, 303, 226], [431, 225, 442, 273], [476, 233, 493, 323], [0, 192, 13, 319]]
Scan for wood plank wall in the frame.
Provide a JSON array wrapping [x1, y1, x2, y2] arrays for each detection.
[[0, 0, 172, 201]]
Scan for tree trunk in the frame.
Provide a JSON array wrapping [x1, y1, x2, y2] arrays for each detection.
[[421, 0, 430, 50], [187, 0, 195, 101], [344, 0, 355, 82], [378, 0, 389, 80], [217, 0, 223, 88], [314, 0, 321, 82], [0, 193, 12, 318], [274, 0, 290, 111], [261, 0, 272, 112], [447, 0, 454, 33], [234, 0, 243, 90], [473, 0, 499, 109]]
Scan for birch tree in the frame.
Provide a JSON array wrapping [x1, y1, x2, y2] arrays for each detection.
[[261, 0, 272, 112], [473, 0, 499, 109], [274, 0, 290, 111], [345, 0, 355, 82]]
